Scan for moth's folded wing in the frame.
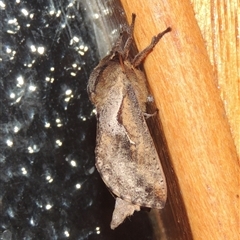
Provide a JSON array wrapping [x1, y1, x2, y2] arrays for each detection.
[[96, 83, 167, 209]]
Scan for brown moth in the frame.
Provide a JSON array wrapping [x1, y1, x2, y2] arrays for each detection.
[[88, 14, 171, 229]]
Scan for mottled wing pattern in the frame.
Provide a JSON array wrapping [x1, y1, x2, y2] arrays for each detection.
[[95, 66, 167, 209]]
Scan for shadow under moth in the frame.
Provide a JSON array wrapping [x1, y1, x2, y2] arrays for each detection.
[[88, 13, 171, 229]]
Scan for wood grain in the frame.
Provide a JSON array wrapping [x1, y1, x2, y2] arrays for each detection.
[[190, 0, 240, 160], [120, 0, 239, 239]]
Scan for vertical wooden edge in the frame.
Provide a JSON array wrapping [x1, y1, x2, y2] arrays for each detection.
[[120, 0, 239, 239]]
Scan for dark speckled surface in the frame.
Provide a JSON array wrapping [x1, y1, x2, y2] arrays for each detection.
[[0, 0, 155, 239]]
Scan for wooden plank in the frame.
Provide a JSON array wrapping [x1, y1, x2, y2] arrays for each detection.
[[120, 0, 239, 239]]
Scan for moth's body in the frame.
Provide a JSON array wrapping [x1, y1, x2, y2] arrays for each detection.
[[88, 14, 171, 229]]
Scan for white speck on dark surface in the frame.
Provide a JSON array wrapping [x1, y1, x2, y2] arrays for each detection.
[[0, 0, 155, 239]]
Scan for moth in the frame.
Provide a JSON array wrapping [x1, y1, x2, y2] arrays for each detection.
[[88, 13, 171, 229]]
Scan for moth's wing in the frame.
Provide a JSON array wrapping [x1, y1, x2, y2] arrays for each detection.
[[95, 83, 167, 209], [110, 197, 140, 230]]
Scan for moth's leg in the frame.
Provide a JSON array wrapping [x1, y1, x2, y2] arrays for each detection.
[[147, 95, 154, 103], [144, 95, 158, 119], [112, 33, 124, 54], [112, 14, 136, 59], [122, 13, 136, 60], [132, 27, 171, 67], [144, 111, 158, 119]]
